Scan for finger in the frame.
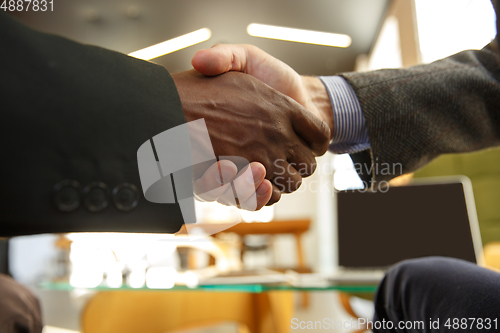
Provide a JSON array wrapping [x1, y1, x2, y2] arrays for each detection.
[[234, 163, 266, 205], [241, 179, 273, 211], [192, 44, 299, 98], [289, 99, 331, 155], [192, 44, 249, 76], [193, 160, 238, 202], [218, 178, 273, 211], [271, 160, 303, 194], [286, 140, 317, 178], [217, 162, 265, 208], [266, 185, 282, 206]]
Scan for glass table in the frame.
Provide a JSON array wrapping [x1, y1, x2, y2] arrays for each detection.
[[41, 281, 378, 293], [42, 280, 377, 333]]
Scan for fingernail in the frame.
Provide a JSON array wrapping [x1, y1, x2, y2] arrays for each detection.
[[247, 165, 264, 184]]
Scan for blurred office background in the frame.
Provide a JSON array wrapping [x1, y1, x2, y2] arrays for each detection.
[[5, 0, 498, 332]]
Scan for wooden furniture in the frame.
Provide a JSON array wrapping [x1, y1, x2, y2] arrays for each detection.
[[221, 219, 310, 273], [178, 219, 310, 272], [339, 293, 369, 333], [179, 219, 312, 307], [81, 222, 309, 333], [484, 242, 500, 272], [82, 290, 294, 333]]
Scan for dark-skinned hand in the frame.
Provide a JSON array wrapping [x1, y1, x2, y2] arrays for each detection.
[[171, 69, 331, 205]]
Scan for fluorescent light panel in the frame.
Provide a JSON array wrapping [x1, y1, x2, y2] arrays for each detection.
[[129, 28, 212, 60], [247, 23, 351, 48]]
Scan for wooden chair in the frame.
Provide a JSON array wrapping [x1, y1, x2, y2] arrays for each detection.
[[179, 219, 312, 308], [484, 242, 500, 272], [81, 230, 296, 333], [81, 290, 293, 333]]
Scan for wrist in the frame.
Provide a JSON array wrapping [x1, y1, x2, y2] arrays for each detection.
[[171, 71, 197, 123], [301, 76, 335, 139]]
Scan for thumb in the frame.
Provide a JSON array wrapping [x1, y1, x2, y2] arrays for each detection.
[[192, 44, 304, 103], [192, 44, 249, 76], [193, 160, 238, 202]]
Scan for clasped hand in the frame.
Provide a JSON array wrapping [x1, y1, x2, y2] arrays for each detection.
[[171, 45, 334, 210]]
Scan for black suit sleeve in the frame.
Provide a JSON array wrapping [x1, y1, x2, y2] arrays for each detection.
[[0, 12, 187, 236]]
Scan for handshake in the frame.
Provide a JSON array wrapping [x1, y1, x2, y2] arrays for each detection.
[[141, 44, 335, 214]]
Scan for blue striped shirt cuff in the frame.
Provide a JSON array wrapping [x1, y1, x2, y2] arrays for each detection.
[[319, 76, 370, 154]]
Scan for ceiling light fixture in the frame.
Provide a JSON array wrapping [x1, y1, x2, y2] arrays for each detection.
[[129, 28, 212, 60], [247, 23, 351, 48]]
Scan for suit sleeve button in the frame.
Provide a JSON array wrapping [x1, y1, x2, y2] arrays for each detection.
[[53, 180, 81, 212], [113, 183, 139, 212], [83, 182, 110, 212]]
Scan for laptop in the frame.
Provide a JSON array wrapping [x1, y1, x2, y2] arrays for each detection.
[[328, 176, 484, 284]]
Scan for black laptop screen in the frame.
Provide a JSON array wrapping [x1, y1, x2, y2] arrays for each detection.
[[337, 182, 477, 268]]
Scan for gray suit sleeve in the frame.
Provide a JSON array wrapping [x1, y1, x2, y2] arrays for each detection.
[[340, 48, 500, 186]]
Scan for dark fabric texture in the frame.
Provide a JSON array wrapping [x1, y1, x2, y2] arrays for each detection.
[[342, 1, 499, 187], [0, 239, 9, 275], [0, 274, 42, 333], [342, 47, 500, 186], [374, 257, 500, 333], [0, 13, 187, 236]]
